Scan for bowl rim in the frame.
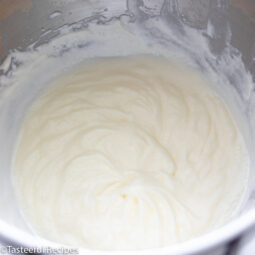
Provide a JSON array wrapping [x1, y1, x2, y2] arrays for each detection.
[[0, 208, 255, 254]]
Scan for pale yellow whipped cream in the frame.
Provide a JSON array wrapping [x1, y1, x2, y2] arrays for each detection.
[[13, 56, 249, 250]]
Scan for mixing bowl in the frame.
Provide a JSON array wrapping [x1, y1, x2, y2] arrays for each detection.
[[0, 1, 255, 254]]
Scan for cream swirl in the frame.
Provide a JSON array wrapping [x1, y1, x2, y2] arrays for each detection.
[[13, 56, 249, 250]]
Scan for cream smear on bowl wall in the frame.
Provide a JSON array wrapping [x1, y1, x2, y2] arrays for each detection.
[[0, 14, 253, 253]]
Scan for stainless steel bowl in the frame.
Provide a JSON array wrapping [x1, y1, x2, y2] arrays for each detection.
[[0, 1, 255, 254]]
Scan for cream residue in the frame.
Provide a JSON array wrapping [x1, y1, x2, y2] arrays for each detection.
[[13, 56, 249, 250]]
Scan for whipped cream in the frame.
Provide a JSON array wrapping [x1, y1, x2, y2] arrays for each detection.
[[13, 55, 249, 250]]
